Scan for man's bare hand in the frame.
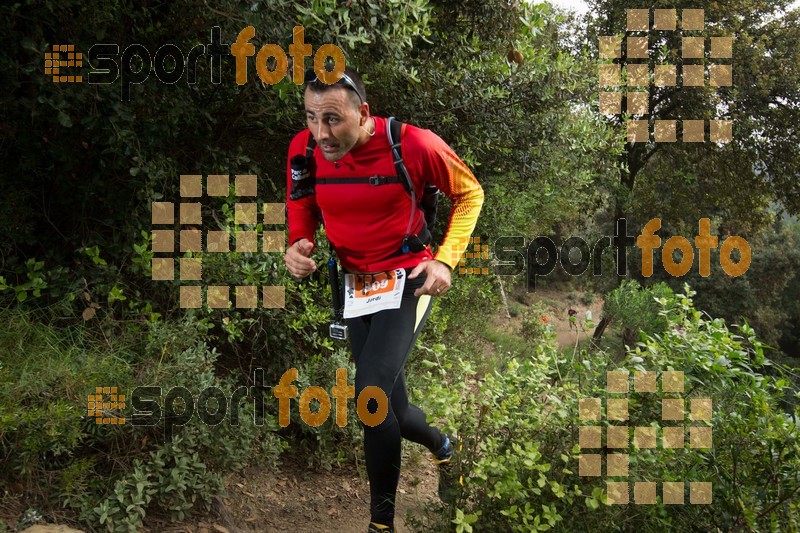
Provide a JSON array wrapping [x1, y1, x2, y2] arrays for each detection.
[[284, 238, 317, 279], [408, 259, 452, 297]]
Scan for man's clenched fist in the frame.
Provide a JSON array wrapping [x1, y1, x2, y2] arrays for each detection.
[[284, 238, 317, 279]]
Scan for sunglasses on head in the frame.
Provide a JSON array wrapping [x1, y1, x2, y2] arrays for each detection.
[[304, 68, 364, 104]]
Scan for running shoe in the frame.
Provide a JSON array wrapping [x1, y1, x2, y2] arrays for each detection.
[[433, 434, 462, 504]]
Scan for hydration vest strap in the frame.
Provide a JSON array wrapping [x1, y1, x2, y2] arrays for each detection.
[[388, 117, 413, 196], [315, 175, 404, 186], [303, 119, 436, 259], [306, 132, 316, 159]]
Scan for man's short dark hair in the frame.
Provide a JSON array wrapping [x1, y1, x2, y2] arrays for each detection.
[[304, 66, 366, 108]]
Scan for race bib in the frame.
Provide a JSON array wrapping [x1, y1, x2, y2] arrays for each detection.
[[343, 269, 406, 318]]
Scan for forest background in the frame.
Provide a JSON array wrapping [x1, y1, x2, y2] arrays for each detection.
[[1, 0, 799, 531]]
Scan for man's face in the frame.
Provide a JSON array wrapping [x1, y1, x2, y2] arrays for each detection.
[[304, 86, 364, 162]]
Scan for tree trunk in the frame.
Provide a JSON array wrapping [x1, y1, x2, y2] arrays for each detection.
[[593, 315, 610, 340], [592, 144, 638, 340]]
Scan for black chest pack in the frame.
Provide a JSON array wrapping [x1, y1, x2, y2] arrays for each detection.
[[290, 117, 440, 257]]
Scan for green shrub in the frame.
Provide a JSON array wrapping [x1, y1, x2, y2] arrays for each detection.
[[613, 285, 800, 530], [417, 328, 581, 532], [580, 291, 596, 307], [414, 283, 800, 532], [602, 280, 676, 346], [519, 303, 552, 343], [0, 310, 286, 532], [286, 346, 364, 471]]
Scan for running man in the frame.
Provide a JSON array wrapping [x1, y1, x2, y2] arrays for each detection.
[[284, 66, 483, 533]]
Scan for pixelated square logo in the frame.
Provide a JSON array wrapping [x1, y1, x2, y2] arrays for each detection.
[[150, 174, 286, 309], [599, 8, 733, 144], [87, 386, 125, 425], [455, 236, 491, 276], [45, 44, 83, 83], [579, 370, 713, 505]]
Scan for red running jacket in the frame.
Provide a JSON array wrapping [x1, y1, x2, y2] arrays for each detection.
[[286, 116, 484, 273]]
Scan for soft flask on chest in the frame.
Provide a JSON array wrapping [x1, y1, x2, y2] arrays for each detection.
[[289, 154, 315, 200]]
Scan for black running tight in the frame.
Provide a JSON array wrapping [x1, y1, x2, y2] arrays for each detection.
[[346, 270, 447, 526]]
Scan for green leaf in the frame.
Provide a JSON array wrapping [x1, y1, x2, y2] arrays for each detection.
[[21, 37, 38, 52], [57, 111, 72, 128]]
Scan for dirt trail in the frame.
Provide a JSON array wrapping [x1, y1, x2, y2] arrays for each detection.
[[13, 289, 600, 533], [9, 451, 439, 533], [545, 291, 604, 349], [496, 286, 604, 349], [169, 288, 602, 533], [146, 452, 439, 533]]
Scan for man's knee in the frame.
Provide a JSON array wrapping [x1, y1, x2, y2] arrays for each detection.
[[395, 411, 414, 439]]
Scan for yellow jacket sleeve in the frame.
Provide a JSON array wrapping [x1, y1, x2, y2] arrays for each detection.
[[403, 125, 484, 270]]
